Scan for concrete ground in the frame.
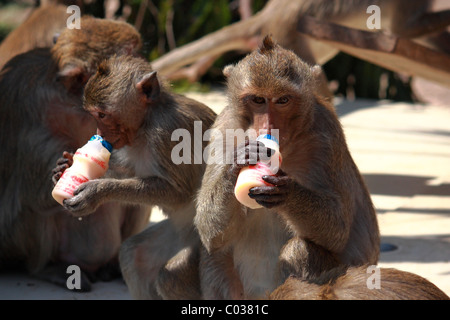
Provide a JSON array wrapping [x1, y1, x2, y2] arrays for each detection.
[[0, 89, 449, 299]]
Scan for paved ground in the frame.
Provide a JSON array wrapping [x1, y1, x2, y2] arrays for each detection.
[[0, 89, 449, 299]]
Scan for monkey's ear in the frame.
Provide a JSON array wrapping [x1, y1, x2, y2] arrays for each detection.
[[223, 65, 234, 78], [57, 64, 89, 95], [310, 65, 323, 79], [136, 71, 160, 103]]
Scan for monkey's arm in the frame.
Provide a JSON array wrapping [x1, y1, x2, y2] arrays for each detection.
[[195, 140, 272, 251], [62, 176, 188, 216], [194, 163, 243, 252], [249, 174, 351, 253]]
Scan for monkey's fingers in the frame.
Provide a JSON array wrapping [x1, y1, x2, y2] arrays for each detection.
[[62, 183, 97, 216], [258, 147, 275, 162], [51, 164, 69, 185], [249, 192, 284, 201], [255, 200, 283, 209], [62, 151, 74, 166], [252, 141, 274, 161], [55, 157, 70, 166], [262, 175, 290, 186], [249, 186, 288, 196], [248, 190, 284, 208], [52, 163, 69, 174], [63, 196, 91, 217], [236, 142, 273, 165], [235, 141, 258, 165], [52, 172, 62, 185]]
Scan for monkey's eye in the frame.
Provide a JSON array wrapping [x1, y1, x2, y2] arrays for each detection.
[[252, 96, 266, 104], [98, 112, 106, 119], [276, 96, 290, 105]]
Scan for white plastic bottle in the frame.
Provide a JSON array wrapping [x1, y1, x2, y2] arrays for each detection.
[[234, 134, 282, 209], [52, 135, 113, 205]]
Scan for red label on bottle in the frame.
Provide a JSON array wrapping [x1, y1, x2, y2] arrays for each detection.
[[74, 151, 106, 170], [71, 174, 89, 184], [90, 155, 106, 169], [55, 171, 89, 197]]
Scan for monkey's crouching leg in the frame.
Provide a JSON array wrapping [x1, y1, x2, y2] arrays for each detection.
[[156, 243, 202, 300], [278, 237, 341, 282], [199, 247, 244, 300], [119, 219, 183, 299]]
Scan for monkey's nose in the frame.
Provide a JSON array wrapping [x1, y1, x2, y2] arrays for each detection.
[[96, 128, 104, 137]]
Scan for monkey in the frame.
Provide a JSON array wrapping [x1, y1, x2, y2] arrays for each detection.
[[194, 36, 380, 300], [0, 1, 81, 69], [52, 54, 216, 299], [269, 265, 450, 300], [0, 16, 148, 291]]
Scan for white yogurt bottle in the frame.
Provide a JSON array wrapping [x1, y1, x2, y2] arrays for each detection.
[[52, 135, 113, 205], [234, 134, 282, 209]]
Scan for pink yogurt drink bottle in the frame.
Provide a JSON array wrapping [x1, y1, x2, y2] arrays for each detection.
[[52, 135, 113, 205], [234, 134, 282, 209]]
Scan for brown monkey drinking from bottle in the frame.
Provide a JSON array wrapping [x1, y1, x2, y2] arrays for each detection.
[[54, 55, 216, 299], [194, 36, 380, 299]]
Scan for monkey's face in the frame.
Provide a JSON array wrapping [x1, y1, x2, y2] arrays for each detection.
[[84, 93, 146, 150], [84, 56, 153, 149], [240, 92, 298, 134], [225, 36, 320, 149], [81, 102, 137, 150]]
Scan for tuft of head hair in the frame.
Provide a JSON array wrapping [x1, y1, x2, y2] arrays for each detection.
[[97, 59, 110, 77], [258, 35, 277, 54]]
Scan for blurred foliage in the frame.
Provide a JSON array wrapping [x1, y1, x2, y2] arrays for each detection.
[[0, 24, 12, 42], [125, 0, 413, 100], [0, 0, 414, 101], [127, 0, 266, 59], [0, 1, 26, 43], [323, 53, 414, 102]]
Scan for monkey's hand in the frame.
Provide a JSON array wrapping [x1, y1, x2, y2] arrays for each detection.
[[247, 171, 295, 209], [63, 179, 106, 216], [51, 151, 74, 185], [226, 140, 274, 185]]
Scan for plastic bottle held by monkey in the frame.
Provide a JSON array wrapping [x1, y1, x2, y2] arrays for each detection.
[[234, 134, 282, 209], [52, 135, 113, 205]]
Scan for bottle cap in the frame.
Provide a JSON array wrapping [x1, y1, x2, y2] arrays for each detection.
[[89, 135, 113, 153], [256, 134, 279, 145]]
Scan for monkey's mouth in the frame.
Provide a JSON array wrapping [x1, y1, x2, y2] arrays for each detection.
[[96, 128, 120, 148], [110, 138, 120, 147], [107, 137, 125, 149]]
